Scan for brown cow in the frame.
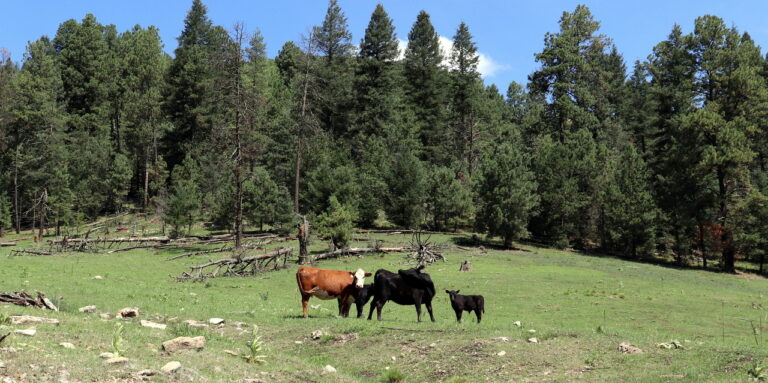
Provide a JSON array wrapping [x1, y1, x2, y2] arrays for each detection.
[[296, 266, 371, 318]]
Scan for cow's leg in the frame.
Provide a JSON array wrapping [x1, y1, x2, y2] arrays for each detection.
[[301, 295, 310, 318], [455, 309, 462, 323], [475, 309, 482, 323], [426, 301, 436, 322], [414, 298, 423, 322], [339, 294, 350, 318], [356, 302, 364, 318], [375, 300, 385, 321], [367, 299, 377, 320], [337, 297, 343, 317]]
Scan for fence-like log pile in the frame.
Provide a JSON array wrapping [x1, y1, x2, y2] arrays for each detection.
[[176, 247, 293, 281], [312, 247, 409, 261], [0, 291, 58, 311]]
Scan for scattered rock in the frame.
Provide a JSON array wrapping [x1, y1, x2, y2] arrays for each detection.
[[184, 320, 208, 329], [189, 293, 197, 297], [78, 305, 97, 313], [311, 330, 324, 340], [429, 343, 437, 348], [322, 365, 336, 374], [10, 316, 59, 326], [294, 341, 303, 345], [497, 351, 507, 356], [527, 338, 539, 343], [655, 341, 683, 349], [162, 336, 205, 353], [243, 379, 264, 383], [528, 329, 536, 333], [13, 329, 36, 337], [140, 320, 166, 330], [512, 321, 522, 327], [618, 342, 643, 354], [160, 361, 181, 374], [104, 357, 129, 365], [99, 313, 111, 320], [93, 276, 104, 280], [117, 307, 139, 318], [208, 318, 225, 325], [0, 361, 5, 369], [137, 369, 154, 376], [99, 352, 116, 359], [223, 350, 239, 356], [310, 304, 320, 310], [496, 337, 510, 342], [59, 342, 75, 350], [391, 356, 396, 361]]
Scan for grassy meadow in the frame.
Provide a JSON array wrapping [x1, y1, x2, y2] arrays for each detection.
[[0, 225, 766, 382]]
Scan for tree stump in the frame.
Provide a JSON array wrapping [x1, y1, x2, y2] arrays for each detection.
[[459, 260, 472, 272], [298, 216, 310, 265]]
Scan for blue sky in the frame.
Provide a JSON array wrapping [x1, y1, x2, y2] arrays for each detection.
[[2, 1, 768, 92]]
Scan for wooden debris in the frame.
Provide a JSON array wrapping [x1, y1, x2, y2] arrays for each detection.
[[0, 291, 58, 310], [407, 231, 447, 266], [0, 242, 16, 247], [177, 248, 293, 281], [459, 260, 472, 272], [312, 247, 409, 261], [8, 249, 52, 256]]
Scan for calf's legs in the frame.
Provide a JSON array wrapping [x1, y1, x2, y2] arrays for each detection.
[[475, 309, 482, 323]]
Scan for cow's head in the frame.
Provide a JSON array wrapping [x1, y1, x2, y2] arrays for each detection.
[[350, 268, 372, 288]]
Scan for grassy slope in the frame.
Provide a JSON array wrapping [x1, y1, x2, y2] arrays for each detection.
[[0, 231, 766, 382]]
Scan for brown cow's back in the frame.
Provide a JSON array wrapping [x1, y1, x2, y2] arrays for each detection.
[[296, 266, 355, 299]]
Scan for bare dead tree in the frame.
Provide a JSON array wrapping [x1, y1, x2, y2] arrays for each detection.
[[293, 31, 322, 214], [407, 231, 447, 266], [297, 215, 310, 264]]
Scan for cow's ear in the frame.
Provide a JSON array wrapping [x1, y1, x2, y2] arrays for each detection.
[[364, 272, 372, 277], [445, 290, 450, 294], [456, 290, 460, 294]]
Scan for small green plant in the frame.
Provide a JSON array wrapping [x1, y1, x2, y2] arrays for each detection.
[[259, 291, 269, 301], [748, 363, 768, 381], [241, 325, 267, 364], [112, 322, 126, 357], [0, 312, 10, 325], [380, 369, 406, 383], [169, 323, 206, 337]]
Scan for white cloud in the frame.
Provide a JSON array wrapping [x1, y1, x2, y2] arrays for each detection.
[[398, 36, 508, 79]]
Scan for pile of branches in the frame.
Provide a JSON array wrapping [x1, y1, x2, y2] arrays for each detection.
[[176, 247, 293, 281], [0, 291, 58, 311], [407, 231, 447, 266], [166, 236, 289, 261], [41, 233, 285, 255], [312, 245, 409, 261]]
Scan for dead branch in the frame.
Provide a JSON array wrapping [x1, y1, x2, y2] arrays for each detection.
[[9, 249, 53, 256], [407, 231, 447, 266], [176, 247, 293, 281], [0, 291, 58, 311], [312, 247, 409, 261], [0, 242, 16, 247]]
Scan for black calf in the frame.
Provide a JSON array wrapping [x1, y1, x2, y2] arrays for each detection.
[[445, 290, 484, 323], [354, 284, 374, 318]]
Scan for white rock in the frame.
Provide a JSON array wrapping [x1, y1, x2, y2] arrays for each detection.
[[10, 316, 59, 326], [429, 343, 437, 348], [294, 341, 303, 344], [160, 361, 182, 374], [14, 329, 36, 337], [310, 304, 320, 310], [137, 369, 154, 376], [78, 305, 97, 313], [0, 361, 5, 369], [184, 320, 208, 329], [528, 329, 537, 334], [99, 313, 111, 320], [497, 351, 506, 356], [311, 330, 324, 340], [93, 275, 104, 280], [189, 293, 197, 297], [208, 318, 225, 325], [99, 352, 116, 359], [162, 336, 205, 353], [140, 320, 167, 330], [323, 365, 336, 374], [512, 321, 522, 327], [104, 357, 129, 365], [391, 356, 396, 361], [59, 342, 76, 350], [116, 307, 139, 318], [497, 337, 510, 342], [527, 338, 539, 343]]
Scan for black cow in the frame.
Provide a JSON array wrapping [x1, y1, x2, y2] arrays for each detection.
[[367, 265, 436, 322], [354, 284, 374, 318], [445, 290, 484, 323]]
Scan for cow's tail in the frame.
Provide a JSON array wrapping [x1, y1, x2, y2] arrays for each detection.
[[295, 268, 318, 295]]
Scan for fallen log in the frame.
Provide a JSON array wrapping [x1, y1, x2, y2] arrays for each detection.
[[9, 249, 53, 256], [177, 247, 294, 281], [0, 242, 16, 247], [50, 236, 171, 245], [0, 291, 58, 311], [355, 229, 459, 235], [312, 247, 409, 261]]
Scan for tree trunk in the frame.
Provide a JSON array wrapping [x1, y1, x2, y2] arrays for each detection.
[[698, 224, 707, 270], [13, 149, 20, 234], [717, 167, 735, 273], [298, 216, 310, 264], [143, 151, 149, 210]]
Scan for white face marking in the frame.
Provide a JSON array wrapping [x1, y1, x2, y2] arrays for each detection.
[[353, 269, 366, 288]]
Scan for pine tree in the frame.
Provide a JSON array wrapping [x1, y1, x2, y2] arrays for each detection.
[[316, 195, 356, 250], [351, 4, 401, 140], [385, 150, 426, 228], [476, 138, 539, 248], [425, 166, 473, 231], [165, 156, 202, 237], [450, 22, 484, 175], [404, 11, 449, 164]]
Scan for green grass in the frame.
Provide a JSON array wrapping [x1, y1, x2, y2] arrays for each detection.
[[0, 227, 767, 382]]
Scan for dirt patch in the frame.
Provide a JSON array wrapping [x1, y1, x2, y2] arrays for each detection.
[[735, 271, 766, 281]]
